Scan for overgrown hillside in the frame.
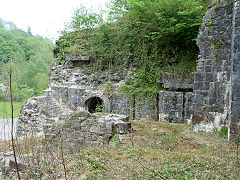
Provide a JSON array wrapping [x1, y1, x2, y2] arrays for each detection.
[[0, 18, 54, 101], [54, 0, 212, 97]]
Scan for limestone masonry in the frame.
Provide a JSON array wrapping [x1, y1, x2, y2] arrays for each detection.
[[17, 0, 240, 141]]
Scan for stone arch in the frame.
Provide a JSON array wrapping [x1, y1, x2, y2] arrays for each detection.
[[84, 96, 104, 113]]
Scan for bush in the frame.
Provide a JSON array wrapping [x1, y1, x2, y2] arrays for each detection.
[[54, 0, 210, 95]]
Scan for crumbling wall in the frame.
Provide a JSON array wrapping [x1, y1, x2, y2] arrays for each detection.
[[229, 1, 240, 138], [185, 92, 194, 123], [111, 93, 133, 117], [192, 1, 233, 132], [135, 96, 158, 120], [48, 110, 131, 145], [158, 91, 184, 123], [17, 0, 240, 140], [17, 89, 73, 135], [159, 72, 194, 90]]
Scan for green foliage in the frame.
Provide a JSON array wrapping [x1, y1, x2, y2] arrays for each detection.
[[32, 73, 49, 94], [104, 82, 114, 96], [55, 0, 211, 96], [0, 101, 23, 118], [95, 104, 104, 113], [87, 157, 107, 171], [106, 0, 129, 21], [67, 5, 104, 31], [12, 83, 34, 101], [111, 134, 121, 147], [219, 127, 228, 137], [210, 39, 223, 45], [161, 132, 177, 147], [53, 70, 59, 74], [0, 19, 54, 101], [213, 127, 228, 138], [0, 162, 4, 169], [54, 31, 89, 63], [209, 19, 214, 26], [150, 165, 195, 179]]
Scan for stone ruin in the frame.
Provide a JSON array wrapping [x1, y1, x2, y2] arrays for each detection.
[[17, 0, 240, 141], [17, 92, 132, 144]]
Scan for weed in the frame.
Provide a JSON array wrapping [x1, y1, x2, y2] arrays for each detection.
[[161, 132, 177, 148], [0, 162, 4, 169], [218, 127, 228, 137], [112, 134, 121, 147], [104, 82, 114, 97], [210, 39, 223, 48], [87, 157, 106, 171], [130, 177, 137, 180], [17, 133, 24, 137], [95, 104, 104, 113], [209, 19, 214, 26], [213, 127, 228, 138], [127, 147, 136, 158], [2, 120, 240, 179], [53, 70, 59, 74]]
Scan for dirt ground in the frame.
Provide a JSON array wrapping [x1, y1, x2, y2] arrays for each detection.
[[1, 120, 240, 179]]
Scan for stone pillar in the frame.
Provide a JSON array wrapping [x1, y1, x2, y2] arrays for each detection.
[[229, 1, 240, 139]]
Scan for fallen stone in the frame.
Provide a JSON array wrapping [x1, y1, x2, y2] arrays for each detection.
[[0, 152, 24, 174]]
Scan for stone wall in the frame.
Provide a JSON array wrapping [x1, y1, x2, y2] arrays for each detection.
[[230, 1, 240, 138], [135, 96, 158, 120], [17, 89, 73, 135], [159, 72, 194, 90], [158, 91, 184, 123], [17, 0, 240, 140], [48, 110, 131, 145], [111, 93, 133, 116], [185, 92, 194, 123], [192, 1, 233, 132], [50, 85, 111, 113]]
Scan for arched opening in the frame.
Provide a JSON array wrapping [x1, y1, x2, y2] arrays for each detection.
[[84, 97, 104, 113]]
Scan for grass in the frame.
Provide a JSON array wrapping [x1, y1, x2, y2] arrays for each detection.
[[0, 101, 23, 118], [2, 120, 239, 179], [68, 121, 239, 179]]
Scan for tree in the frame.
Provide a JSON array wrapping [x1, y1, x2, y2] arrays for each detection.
[[67, 4, 104, 31], [56, 0, 208, 93], [0, 18, 54, 101], [27, 27, 33, 36]]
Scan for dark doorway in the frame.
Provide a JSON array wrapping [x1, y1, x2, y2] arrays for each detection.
[[85, 97, 104, 113]]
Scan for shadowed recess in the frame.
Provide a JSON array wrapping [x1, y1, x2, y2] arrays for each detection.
[[85, 97, 103, 113]]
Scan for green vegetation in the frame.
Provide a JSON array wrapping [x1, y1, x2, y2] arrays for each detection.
[[0, 101, 23, 118], [0, 18, 54, 101], [54, 0, 213, 99], [213, 127, 229, 138], [3, 121, 239, 179], [209, 19, 214, 26], [57, 122, 240, 179], [95, 104, 104, 113], [210, 39, 223, 48]]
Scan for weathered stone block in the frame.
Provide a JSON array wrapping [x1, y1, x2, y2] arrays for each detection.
[[158, 91, 184, 123], [68, 87, 85, 108], [194, 73, 203, 81], [112, 93, 133, 117], [135, 96, 158, 120]]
